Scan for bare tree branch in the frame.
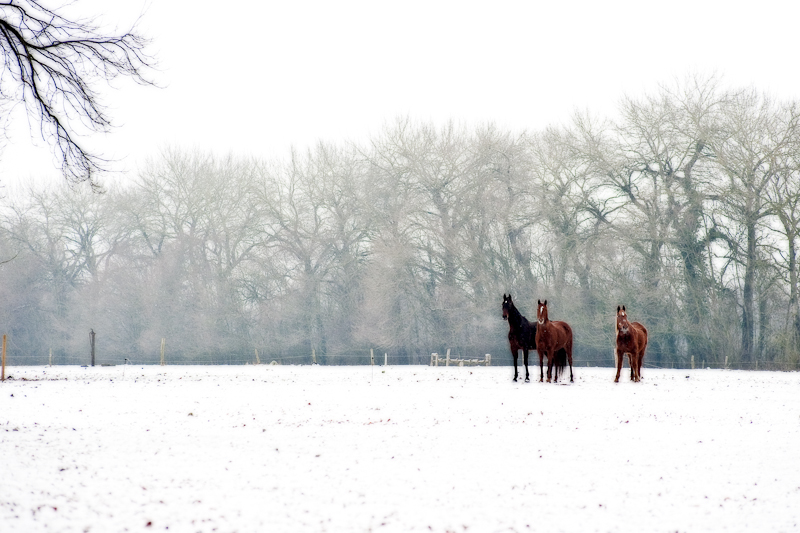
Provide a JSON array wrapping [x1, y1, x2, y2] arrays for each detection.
[[0, 0, 156, 188]]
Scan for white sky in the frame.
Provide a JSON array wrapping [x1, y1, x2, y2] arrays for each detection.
[[2, 0, 800, 189]]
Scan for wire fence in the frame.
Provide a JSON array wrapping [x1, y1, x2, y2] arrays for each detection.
[[1, 327, 798, 371], [1, 343, 798, 371]]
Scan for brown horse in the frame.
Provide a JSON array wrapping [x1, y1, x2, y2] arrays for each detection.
[[614, 305, 648, 382], [534, 300, 574, 383], [502, 294, 536, 382]]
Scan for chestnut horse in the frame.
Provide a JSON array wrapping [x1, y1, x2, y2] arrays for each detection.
[[502, 294, 536, 382], [614, 305, 648, 382], [535, 300, 574, 383]]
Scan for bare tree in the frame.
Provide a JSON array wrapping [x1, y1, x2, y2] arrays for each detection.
[[0, 1, 155, 186], [766, 146, 800, 357], [711, 91, 800, 363]]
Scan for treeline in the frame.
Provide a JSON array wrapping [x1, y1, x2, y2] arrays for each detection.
[[1, 77, 799, 368]]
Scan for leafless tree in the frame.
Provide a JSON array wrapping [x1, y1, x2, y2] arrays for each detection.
[[766, 145, 800, 357], [0, 1, 155, 186], [711, 91, 800, 363]]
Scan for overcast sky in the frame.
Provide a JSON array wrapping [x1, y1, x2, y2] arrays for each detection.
[[2, 0, 800, 189]]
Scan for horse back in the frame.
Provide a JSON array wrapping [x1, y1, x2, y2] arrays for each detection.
[[632, 322, 648, 346], [552, 321, 572, 343]]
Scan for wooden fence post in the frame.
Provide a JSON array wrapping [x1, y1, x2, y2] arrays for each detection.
[[255, 348, 261, 365], [2, 334, 6, 381], [312, 348, 317, 365], [446, 348, 451, 367], [724, 355, 728, 370], [691, 355, 695, 369], [90, 329, 96, 367], [384, 353, 388, 366], [160, 338, 166, 366], [370, 348, 374, 366], [485, 354, 491, 367]]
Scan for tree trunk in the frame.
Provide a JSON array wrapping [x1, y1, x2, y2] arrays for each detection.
[[787, 230, 800, 352], [741, 222, 756, 363]]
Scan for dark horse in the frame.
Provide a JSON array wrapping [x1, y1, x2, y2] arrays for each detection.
[[614, 305, 648, 382], [535, 300, 574, 383], [502, 294, 536, 382]]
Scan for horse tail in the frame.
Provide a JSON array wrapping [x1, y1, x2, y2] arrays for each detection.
[[554, 348, 567, 380]]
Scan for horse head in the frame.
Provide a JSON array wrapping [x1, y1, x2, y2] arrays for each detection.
[[537, 299, 548, 324], [502, 294, 513, 320], [616, 305, 630, 334]]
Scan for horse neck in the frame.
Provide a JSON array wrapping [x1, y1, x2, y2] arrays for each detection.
[[507, 306, 523, 330]]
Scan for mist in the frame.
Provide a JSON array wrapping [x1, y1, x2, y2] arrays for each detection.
[[2, 77, 799, 369]]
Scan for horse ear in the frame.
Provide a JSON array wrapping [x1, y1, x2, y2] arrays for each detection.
[[622, 305, 626, 312], [617, 305, 621, 312], [544, 299, 547, 306], [537, 299, 541, 305]]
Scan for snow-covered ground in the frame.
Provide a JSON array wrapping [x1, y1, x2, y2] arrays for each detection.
[[1, 364, 798, 532]]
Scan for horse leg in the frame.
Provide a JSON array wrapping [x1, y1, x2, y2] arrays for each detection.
[[638, 348, 645, 381], [539, 351, 544, 382], [614, 347, 622, 382], [630, 354, 635, 381], [633, 352, 641, 382], [512, 347, 519, 382], [553, 351, 558, 383], [523, 348, 530, 382], [567, 345, 574, 383], [545, 351, 552, 383]]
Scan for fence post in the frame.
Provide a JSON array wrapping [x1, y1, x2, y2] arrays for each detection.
[[370, 348, 374, 367], [724, 355, 728, 370], [691, 355, 695, 370], [384, 353, 388, 366], [485, 354, 491, 367], [446, 348, 451, 367], [160, 338, 166, 366], [2, 334, 6, 381], [433, 353, 438, 366], [255, 348, 261, 365], [90, 329, 96, 367], [312, 348, 317, 365]]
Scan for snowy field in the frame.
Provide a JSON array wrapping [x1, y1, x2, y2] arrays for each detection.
[[1, 364, 799, 533]]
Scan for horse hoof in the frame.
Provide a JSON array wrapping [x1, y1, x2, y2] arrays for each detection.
[[546, 378, 551, 383], [525, 378, 530, 383], [513, 378, 518, 382]]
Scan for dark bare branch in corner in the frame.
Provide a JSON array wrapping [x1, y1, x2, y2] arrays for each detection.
[[0, 0, 156, 188]]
